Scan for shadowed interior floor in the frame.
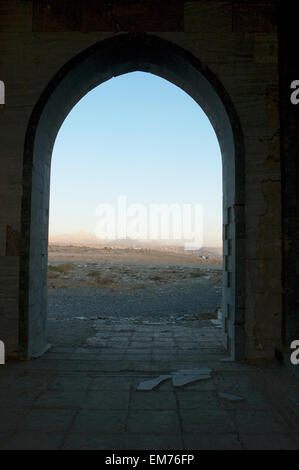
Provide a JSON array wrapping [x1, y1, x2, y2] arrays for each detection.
[[0, 312, 298, 450]]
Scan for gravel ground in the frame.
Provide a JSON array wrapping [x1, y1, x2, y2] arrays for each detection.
[[47, 259, 222, 347], [47, 277, 222, 347], [48, 278, 222, 322]]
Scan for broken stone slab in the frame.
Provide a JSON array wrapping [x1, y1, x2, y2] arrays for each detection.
[[218, 392, 245, 402], [172, 373, 211, 387], [171, 368, 212, 387], [136, 375, 172, 391], [211, 319, 222, 328], [136, 368, 213, 390]]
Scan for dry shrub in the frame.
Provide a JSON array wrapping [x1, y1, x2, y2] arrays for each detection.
[[48, 263, 74, 275], [189, 271, 201, 278], [87, 270, 114, 286]]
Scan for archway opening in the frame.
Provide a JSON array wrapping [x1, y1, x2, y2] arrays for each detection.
[[47, 71, 223, 357], [20, 33, 245, 360]]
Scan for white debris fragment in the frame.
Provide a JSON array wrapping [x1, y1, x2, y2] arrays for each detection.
[[172, 373, 211, 387], [218, 392, 245, 402], [171, 368, 212, 387], [136, 368, 213, 390], [211, 319, 222, 328], [136, 375, 172, 391]]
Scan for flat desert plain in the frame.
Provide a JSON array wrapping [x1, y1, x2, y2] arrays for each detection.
[[47, 244, 223, 346], [47, 244, 222, 290]]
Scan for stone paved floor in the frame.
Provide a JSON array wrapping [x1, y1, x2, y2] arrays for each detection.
[[0, 317, 298, 450]]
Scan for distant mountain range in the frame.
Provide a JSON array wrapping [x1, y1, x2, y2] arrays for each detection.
[[49, 232, 222, 258], [49, 231, 99, 245]]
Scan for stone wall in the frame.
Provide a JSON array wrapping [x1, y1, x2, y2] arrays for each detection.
[[0, 1, 284, 360], [277, 4, 299, 351]]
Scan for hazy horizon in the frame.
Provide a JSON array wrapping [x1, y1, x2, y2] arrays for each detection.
[[48, 230, 222, 249]]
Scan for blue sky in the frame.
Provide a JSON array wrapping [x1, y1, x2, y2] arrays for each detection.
[[49, 71, 222, 247]]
